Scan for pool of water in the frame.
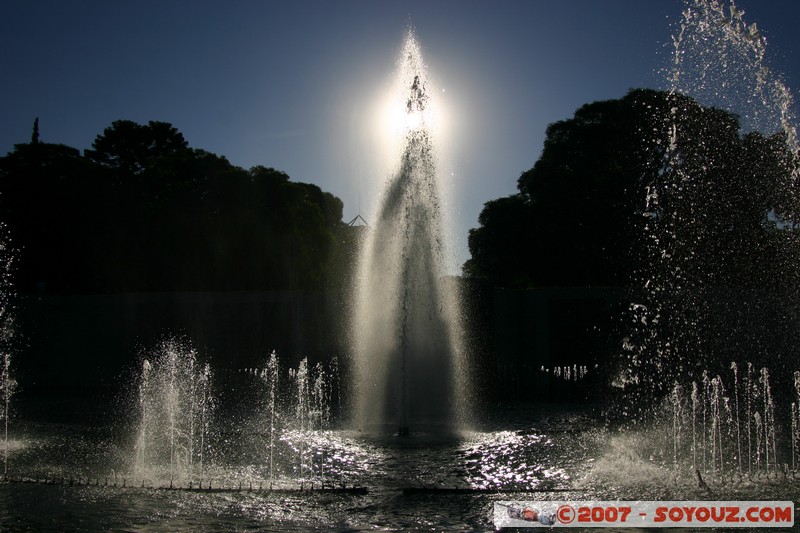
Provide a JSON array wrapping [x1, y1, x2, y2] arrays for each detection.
[[2, 396, 799, 531]]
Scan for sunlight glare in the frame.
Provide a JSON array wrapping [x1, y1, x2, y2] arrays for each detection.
[[374, 29, 448, 166]]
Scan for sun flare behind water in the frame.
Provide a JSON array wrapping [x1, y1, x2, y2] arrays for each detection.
[[375, 32, 448, 173]]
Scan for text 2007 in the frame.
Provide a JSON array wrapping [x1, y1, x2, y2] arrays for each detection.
[[577, 506, 633, 523]]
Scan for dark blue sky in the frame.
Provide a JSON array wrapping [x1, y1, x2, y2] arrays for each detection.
[[2, 1, 800, 269]]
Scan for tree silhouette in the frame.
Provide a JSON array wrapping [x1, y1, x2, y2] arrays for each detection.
[[85, 120, 190, 176], [0, 141, 107, 291], [465, 89, 799, 290], [462, 195, 533, 287], [31, 118, 39, 145], [0, 120, 349, 293]]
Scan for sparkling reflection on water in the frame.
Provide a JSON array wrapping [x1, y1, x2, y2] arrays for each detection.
[[2, 398, 799, 531]]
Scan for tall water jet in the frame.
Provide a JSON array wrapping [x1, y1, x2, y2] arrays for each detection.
[[0, 224, 15, 478], [351, 30, 467, 433]]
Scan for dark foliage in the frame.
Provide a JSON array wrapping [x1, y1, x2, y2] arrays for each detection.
[[464, 89, 800, 291], [0, 120, 352, 293], [463, 89, 800, 408]]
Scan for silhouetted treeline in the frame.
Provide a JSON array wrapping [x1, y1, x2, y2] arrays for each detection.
[[464, 89, 800, 290], [463, 89, 800, 397], [0, 120, 357, 293]]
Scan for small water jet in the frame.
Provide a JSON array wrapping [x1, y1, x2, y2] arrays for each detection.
[[258, 350, 279, 480], [134, 338, 214, 487], [657, 360, 800, 486], [351, 29, 468, 434], [0, 225, 15, 479], [288, 357, 335, 477], [129, 348, 345, 490], [0, 344, 14, 479], [540, 364, 589, 382]]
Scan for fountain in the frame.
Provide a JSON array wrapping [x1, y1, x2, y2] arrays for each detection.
[[129, 343, 347, 490], [620, 0, 800, 401], [350, 30, 469, 434], [2, 3, 800, 530], [606, 0, 800, 492], [657, 360, 793, 484], [134, 338, 214, 488]]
